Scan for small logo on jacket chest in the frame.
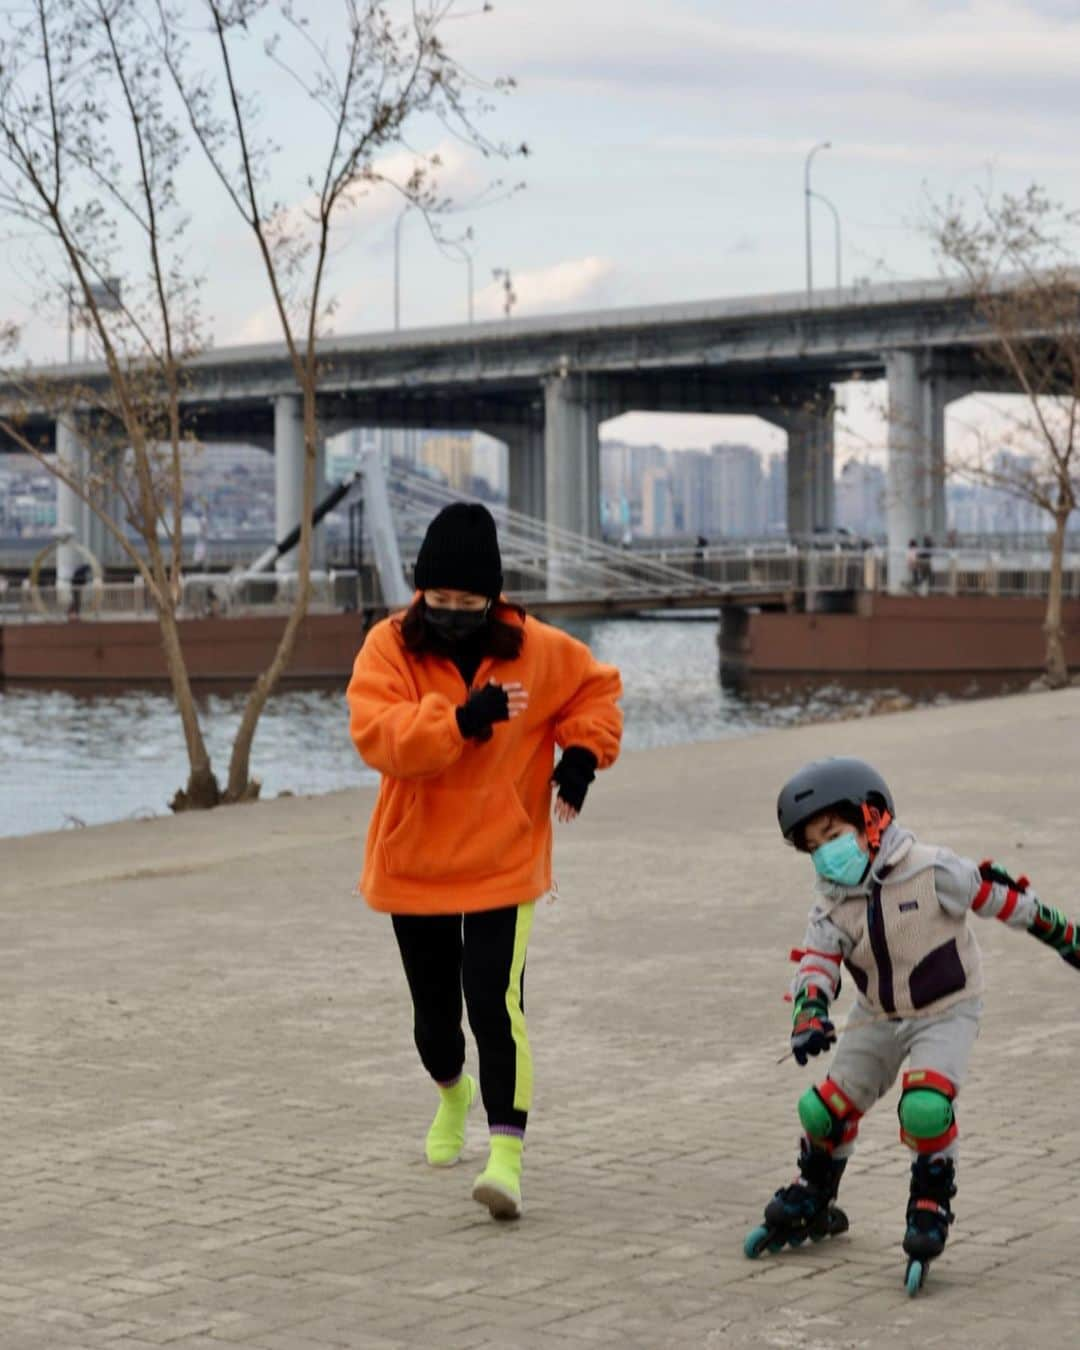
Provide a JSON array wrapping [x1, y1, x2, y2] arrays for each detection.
[[898, 900, 919, 913]]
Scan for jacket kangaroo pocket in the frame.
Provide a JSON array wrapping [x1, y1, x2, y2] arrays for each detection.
[[908, 938, 966, 1010], [382, 783, 533, 882]]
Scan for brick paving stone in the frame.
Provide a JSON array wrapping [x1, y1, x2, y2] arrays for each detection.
[[4, 688, 1080, 1348]]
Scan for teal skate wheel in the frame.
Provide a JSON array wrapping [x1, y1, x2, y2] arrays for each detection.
[[787, 1234, 807, 1247], [905, 1260, 926, 1297], [743, 1225, 773, 1259]]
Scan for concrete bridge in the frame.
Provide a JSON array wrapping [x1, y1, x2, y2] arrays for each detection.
[[5, 276, 1023, 592]]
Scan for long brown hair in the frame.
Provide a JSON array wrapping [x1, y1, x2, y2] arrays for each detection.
[[397, 597, 526, 661]]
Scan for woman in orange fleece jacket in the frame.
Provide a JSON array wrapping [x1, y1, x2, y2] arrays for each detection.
[[347, 502, 622, 1220]]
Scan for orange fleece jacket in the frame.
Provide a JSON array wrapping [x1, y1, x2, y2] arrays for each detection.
[[347, 606, 623, 914]]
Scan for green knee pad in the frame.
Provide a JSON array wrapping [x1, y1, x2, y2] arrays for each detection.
[[898, 1088, 953, 1141], [797, 1086, 836, 1143]]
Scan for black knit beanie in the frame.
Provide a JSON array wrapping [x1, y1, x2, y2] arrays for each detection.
[[413, 502, 504, 600]]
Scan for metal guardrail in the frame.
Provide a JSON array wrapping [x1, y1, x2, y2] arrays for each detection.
[[5, 529, 1079, 572], [0, 570, 381, 623], [629, 544, 1080, 602], [4, 547, 1079, 623]]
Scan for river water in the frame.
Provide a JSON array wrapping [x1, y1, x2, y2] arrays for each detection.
[[2, 617, 1018, 840]]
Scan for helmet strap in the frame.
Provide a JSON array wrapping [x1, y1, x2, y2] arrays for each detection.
[[862, 803, 892, 856]]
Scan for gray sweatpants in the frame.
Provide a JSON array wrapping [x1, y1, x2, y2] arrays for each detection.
[[828, 996, 982, 1162]]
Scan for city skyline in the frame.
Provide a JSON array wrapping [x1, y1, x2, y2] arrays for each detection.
[[3, 431, 1069, 547]]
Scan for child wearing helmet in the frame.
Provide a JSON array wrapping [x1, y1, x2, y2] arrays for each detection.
[[744, 756, 1080, 1295]]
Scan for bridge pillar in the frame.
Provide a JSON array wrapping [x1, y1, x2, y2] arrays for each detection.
[[274, 394, 325, 571], [55, 415, 113, 575], [761, 396, 835, 536], [81, 463, 109, 570], [921, 362, 975, 541], [544, 374, 600, 540], [885, 351, 925, 593], [504, 424, 546, 521], [55, 414, 83, 593]]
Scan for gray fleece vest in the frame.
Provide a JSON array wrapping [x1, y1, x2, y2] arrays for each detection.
[[824, 840, 983, 1018]]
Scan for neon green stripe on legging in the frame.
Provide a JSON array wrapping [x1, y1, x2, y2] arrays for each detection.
[[507, 902, 536, 1114]]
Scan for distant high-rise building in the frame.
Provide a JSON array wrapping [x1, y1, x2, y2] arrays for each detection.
[[471, 433, 508, 498], [324, 426, 507, 497], [944, 450, 1071, 538], [383, 427, 422, 468], [836, 458, 886, 538], [710, 443, 765, 537], [420, 432, 474, 490], [670, 450, 712, 538], [600, 439, 668, 537], [641, 467, 675, 537], [326, 427, 379, 482], [765, 454, 787, 534]]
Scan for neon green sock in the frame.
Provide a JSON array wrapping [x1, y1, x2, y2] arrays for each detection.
[[425, 1073, 477, 1167], [472, 1133, 524, 1220]]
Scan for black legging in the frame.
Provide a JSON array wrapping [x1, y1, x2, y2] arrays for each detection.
[[392, 903, 534, 1133]]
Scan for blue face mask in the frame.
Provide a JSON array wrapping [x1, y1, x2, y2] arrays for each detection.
[[812, 832, 871, 887]]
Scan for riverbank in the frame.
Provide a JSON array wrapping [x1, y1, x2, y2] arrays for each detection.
[[2, 609, 1045, 838], [5, 688, 1080, 1347]]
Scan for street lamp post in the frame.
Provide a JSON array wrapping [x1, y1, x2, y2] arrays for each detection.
[[393, 207, 410, 330], [804, 140, 831, 300], [809, 189, 842, 291]]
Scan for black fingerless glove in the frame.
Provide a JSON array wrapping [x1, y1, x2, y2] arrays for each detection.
[[551, 745, 598, 812], [456, 682, 510, 741]]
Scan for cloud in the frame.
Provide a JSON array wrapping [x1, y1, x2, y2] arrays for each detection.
[[506, 1, 1080, 83], [651, 134, 1080, 173], [729, 235, 759, 255], [220, 302, 281, 347], [269, 140, 487, 251], [208, 140, 497, 345], [474, 256, 617, 318], [464, 0, 1080, 118], [604, 410, 787, 454]]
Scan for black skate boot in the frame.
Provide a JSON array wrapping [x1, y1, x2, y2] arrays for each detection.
[[902, 1155, 956, 1296], [744, 1142, 849, 1258]]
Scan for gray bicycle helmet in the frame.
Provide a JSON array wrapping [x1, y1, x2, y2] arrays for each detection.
[[777, 757, 895, 843]]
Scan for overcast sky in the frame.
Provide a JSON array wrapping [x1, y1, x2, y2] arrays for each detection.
[[4, 0, 1078, 454]]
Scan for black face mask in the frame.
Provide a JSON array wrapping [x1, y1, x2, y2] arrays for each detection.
[[424, 603, 490, 641]]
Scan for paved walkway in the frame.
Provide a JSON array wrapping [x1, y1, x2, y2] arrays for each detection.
[[6, 688, 1080, 1349]]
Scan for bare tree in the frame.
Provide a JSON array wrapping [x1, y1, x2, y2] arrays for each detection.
[[0, 0, 221, 806], [929, 186, 1080, 687], [158, 0, 525, 801], [0, 0, 522, 809]]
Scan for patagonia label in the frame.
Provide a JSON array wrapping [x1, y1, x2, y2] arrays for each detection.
[[898, 900, 919, 913]]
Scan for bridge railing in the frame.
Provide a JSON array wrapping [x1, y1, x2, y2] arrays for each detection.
[[0, 569, 380, 623], [917, 551, 1080, 600], [631, 542, 1080, 600], [632, 544, 866, 593], [3, 547, 1080, 621]]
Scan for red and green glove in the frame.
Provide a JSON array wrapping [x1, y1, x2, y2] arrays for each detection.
[[791, 985, 837, 1065]]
